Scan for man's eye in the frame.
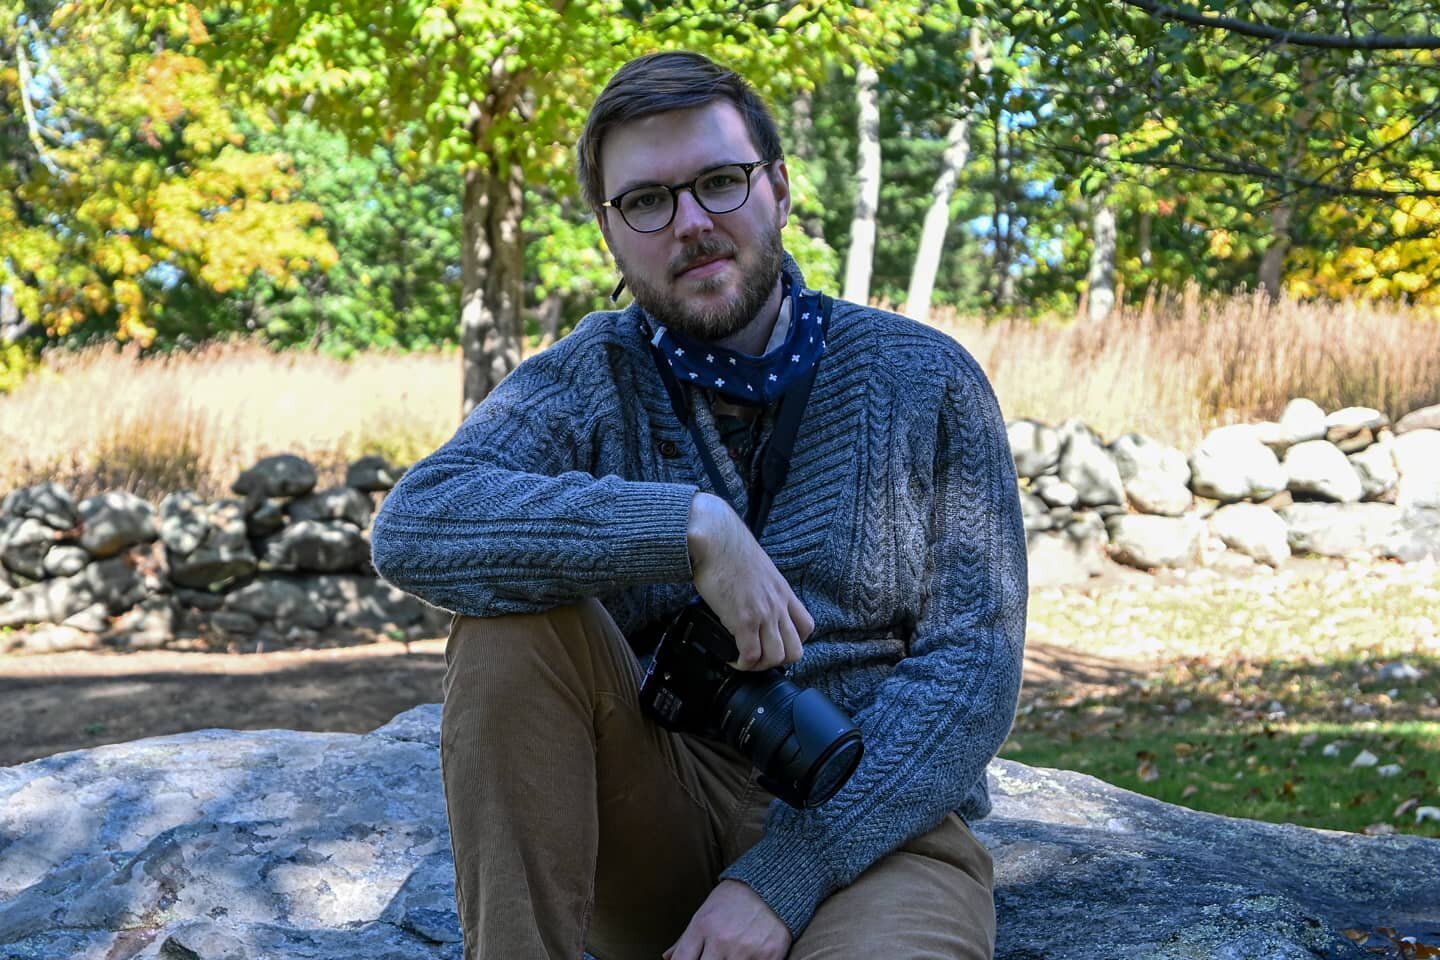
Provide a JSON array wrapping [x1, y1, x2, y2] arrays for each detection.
[[624, 190, 665, 211], [701, 173, 739, 190]]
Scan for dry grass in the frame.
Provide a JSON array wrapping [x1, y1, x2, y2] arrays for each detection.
[[0, 341, 462, 500], [934, 285, 1440, 446], [1, 290, 1438, 500]]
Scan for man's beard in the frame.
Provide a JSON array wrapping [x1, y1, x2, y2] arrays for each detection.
[[618, 226, 784, 342]]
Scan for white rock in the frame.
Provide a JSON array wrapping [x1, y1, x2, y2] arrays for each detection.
[[1189, 425, 1286, 503], [1393, 429, 1440, 510], [1208, 503, 1290, 567], [1350, 749, 1379, 768], [1277, 398, 1327, 446], [1377, 764, 1403, 778], [1283, 440, 1363, 503]]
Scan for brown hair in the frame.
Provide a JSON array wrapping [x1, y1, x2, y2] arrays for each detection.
[[577, 51, 784, 212]]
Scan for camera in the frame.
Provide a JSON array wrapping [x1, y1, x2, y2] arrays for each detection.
[[638, 601, 864, 808]]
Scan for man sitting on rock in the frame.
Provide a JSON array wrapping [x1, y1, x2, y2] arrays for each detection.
[[372, 50, 1027, 960]]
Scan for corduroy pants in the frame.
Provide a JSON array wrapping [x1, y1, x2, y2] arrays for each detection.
[[440, 599, 996, 960]]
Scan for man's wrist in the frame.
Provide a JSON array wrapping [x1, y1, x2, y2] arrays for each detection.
[[686, 491, 730, 566]]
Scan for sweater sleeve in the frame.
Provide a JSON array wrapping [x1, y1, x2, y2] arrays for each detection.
[[369, 347, 699, 616], [719, 358, 1029, 936]]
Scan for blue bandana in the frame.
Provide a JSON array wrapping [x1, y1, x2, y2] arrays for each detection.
[[648, 274, 827, 407]]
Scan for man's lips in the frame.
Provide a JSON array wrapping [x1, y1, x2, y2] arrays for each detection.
[[675, 254, 732, 280]]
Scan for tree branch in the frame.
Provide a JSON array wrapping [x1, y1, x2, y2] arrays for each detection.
[[13, 21, 71, 181], [1121, 0, 1440, 50]]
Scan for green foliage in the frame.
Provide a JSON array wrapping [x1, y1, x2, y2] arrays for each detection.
[[0, 340, 43, 394]]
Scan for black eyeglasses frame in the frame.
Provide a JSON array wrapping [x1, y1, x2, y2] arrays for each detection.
[[601, 159, 777, 234]]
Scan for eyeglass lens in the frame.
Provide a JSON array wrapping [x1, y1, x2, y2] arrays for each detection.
[[619, 164, 754, 232]]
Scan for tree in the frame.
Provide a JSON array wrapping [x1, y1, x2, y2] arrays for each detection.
[[168, 0, 919, 415], [0, 2, 336, 346]]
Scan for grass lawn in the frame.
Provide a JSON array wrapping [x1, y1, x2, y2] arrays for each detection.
[[1006, 559, 1440, 838]]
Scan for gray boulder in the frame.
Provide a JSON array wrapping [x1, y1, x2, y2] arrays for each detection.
[[1109, 433, 1191, 516], [1270, 397, 1327, 452], [0, 556, 144, 628], [42, 544, 90, 578], [979, 761, 1440, 960], [1057, 420, 1125, 507], [0, 517, 54, 580], [347, 455, 404, 492], [261, 520, 371, 573], [299, 574, 446, 635], [0, 708, 461, 960], [245, 497, 288, 537], [1349, 438, 1399, 501], [288, 486, 374, 529], [160, 493, 257, 590], [1283, 439, 1362, 503], [1189, 425, 1286, 503], [1208, 503, 1291, 567], [1007, 419, 1061, 479], [1396, 403, 1440, 435], [1032, 474, 1079, 509], [1393, 429, 1440, 510], [3, 709, 1435, 960], [1325, 406, 1388, 453], [1, 481, 80, 529], [107, 596, 177, 650], [78, 491, 158, 558], [1105, 514, 1205, 569], [1026, 515, 1108, 588], [232, 453, 319, 500], [1019, 490, 1052, 532], [1382, 508, 1440, 563], [224, 577, 330, 631], [1280, 502, 1404, 559]]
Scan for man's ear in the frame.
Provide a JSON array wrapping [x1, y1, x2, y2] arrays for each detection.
[[596, 209, 613, 249], [771, 159, 792, 229]]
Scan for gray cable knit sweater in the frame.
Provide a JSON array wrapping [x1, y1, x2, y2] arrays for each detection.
[[370, 261, 1028, 936]]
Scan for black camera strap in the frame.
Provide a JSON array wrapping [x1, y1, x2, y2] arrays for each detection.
[[647, 293, 833, 539]]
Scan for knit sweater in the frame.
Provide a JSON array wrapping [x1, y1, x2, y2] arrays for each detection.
[[370, 259, 1029, 936]]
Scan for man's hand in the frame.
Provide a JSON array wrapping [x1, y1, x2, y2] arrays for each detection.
[[663, 879, 791, 960], [687, 492, 813, 671]]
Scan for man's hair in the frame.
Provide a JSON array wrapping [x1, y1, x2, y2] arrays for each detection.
[[577, 51, 785, 213]]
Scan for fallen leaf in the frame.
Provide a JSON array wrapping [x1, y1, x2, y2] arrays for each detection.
[[1395, 798, 1420, 819], [1181, 784, 1199, 799], [1363, 823, 1398, 836], [1341, 929, 1370, 945], [1416, 806, 1440, 824], [1379, 764, 1405, 778], [1352, 749, 1380, 768]]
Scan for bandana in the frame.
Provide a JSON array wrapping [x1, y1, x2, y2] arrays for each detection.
[[649, 273, 827, 407]]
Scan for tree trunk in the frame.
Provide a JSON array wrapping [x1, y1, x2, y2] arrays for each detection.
[[904, 115, 973, 324], [1259, 61, 1318, 301], [842, 63, 881, 305], [460, 156, 525, 418], [789, 89, 827, 244], [1086, 191, 1118, 322], [1258, 203, 1293, 301]]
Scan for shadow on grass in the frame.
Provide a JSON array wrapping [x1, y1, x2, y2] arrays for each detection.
[[1007, 649, 1440, 838]]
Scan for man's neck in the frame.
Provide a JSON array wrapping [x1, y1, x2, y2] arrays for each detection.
[[712, 277, 786, 356]]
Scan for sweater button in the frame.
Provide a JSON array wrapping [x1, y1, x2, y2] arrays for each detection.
[[658, 440, 681, 459]]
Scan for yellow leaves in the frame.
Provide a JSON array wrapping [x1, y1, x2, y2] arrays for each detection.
[[1208, 229, 1234, 260], [184, 3, 209, 46]]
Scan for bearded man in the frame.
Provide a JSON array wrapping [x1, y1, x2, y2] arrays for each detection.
[[372, 50, 1027, 960]]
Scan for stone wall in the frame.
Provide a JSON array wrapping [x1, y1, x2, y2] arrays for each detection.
[[1, 398, 1438, 653], [1019, 399, 1440, 587]]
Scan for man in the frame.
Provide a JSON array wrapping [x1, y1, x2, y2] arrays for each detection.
[[371, 51, 1027, 960]]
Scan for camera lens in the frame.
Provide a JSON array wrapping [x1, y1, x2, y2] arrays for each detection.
[[718, 677, 863, 808]]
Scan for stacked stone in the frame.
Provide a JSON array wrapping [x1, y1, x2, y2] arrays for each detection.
[[1014, 399, 1440, 586], [0, 455, 447, 655]]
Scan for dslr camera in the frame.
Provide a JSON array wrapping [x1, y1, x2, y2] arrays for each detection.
[[638, 601, 864, 808]]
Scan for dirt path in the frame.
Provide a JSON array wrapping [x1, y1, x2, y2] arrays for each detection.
[[0, 635, 1143, 768]]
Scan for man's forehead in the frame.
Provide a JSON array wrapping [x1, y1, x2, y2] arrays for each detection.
[[599, 101, 759, 194]]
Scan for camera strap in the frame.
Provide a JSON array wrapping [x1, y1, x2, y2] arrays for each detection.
[[647, 292, 833, 539]]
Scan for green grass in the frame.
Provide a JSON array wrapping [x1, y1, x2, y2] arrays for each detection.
[[1003, 650, 1440, 837]]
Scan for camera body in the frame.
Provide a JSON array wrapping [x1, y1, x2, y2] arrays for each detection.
[[638, 601, 864, 809]]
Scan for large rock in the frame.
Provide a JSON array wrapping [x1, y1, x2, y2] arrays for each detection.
[[1007, 419, 1061, 479], [1109, 433, 1191, 517], [979, 761, 1440, 960], [347, 455, 404, 493], [0, 517, 55, 580], [1325, 406, 1388, 453], [0, 555, 144, 628], [1393, 429, 1440, 510], [1283, 439, 1363, 503], [1208, 503, 1291, 567], [1280, 502, 1404, 559], [288, 486, 374, 529], [1057, 420, 1125, 508], [160, 492, 257, 590], [1, 481, 80, 530], [1189, 425, 1286, 503], [1105, 514, 1205, 569], [1382, 508, 1440, 563], [223, 577, 330, 630], [232, 454, 319, 500], [1349, 438, 1399, 501], [3, 709, 1436, 960], [1025, 515, 1108, 588], [1396, 403, 1440, 435], [78, 491, 158, 558], [1272, 397, 1328, 450], [261, 520, 371, 573]]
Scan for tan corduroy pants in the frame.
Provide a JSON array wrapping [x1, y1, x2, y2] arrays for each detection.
[[440, 599, 996, 960]]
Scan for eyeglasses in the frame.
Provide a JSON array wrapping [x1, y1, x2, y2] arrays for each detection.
[[602, 160, 775, 233]]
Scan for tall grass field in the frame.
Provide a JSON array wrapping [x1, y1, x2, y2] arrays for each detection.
[[3, 289, 1437, 499]]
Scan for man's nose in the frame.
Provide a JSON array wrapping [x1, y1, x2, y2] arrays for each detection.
[[671, 188, 714, 240]]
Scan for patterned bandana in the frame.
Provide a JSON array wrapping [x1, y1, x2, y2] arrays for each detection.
[[649, 273, 827, 407]]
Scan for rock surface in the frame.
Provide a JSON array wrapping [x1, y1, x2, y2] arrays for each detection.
[[2, 708, 1437, 960]]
